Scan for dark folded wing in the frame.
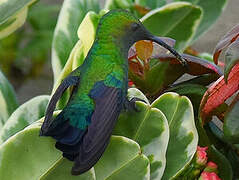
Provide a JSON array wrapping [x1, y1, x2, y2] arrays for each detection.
[[40, 75, 80, 135], [71, 81, 124, 175]]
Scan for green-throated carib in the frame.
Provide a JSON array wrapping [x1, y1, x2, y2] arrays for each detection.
[[40, 9, 187, 175]]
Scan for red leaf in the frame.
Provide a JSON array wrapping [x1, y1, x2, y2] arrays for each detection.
[[128, 57, 144, 77], [154, 54, 222, 76], [135, 40, 153, 61], [128, 37, 175, 60], [151, 37, 175, 58], [200, 64, 239, 123], [134, 4, 150, 16], [213, 24, 239, 64]]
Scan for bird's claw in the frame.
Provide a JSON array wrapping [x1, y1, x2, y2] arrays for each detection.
[[124, 97, 146, 112]]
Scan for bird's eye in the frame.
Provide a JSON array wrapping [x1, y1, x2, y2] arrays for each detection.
[[131, 23, 140, 31]]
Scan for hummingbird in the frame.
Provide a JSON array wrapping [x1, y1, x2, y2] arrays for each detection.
[[40, 9, 187, 175]]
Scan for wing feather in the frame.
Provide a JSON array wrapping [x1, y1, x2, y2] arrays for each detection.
[[71, 82, 124, 175]]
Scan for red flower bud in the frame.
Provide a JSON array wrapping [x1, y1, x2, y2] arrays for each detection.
[[199, 171, 221, 180], [196, 146, 208, 166], [204, 161, 218, 173], [197, 146, 208, 152], [128, 80, 134, 87]]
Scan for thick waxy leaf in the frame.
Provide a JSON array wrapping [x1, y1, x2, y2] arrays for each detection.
[[0, 95, 49, 144], [200, 64, 239, 123], [223, 94, 239, 144], [157, 54, 222, 76], [0, 115, 148, 180], [166, 83, 207, 114], [151, 93, 198, 179], [151, 37, 176, 56], [41, 158, 96, 180], [0, 0, 36, 39], [135, 0, 166, 9], [224, 39, 239, 82], [51, 0, 99, 81], [0, 7, 28, 39], [0, 119, 95, 180], [176, 0, 227, 42], [213, 24, 239, 65], [141, 2, 202, 51], [127, 88, 149, 105], [171, 74, 221, 89], [94, 136, 150, 180], [0, 70, 18, 129], [0, 0, 35, 24], [114, 88, 169, 179]]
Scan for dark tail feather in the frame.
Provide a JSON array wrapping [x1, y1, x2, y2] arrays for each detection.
[[56, 141, 81, 161], [41, 111, 86, 161]]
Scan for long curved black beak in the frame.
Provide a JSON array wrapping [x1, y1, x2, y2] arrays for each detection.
[[149, 35, 187, 66]]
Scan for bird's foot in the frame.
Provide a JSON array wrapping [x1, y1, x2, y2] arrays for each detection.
[[124, 97, 146, 112]]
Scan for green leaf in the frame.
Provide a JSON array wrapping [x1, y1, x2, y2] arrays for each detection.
[[127, 88, 150, 105], [175, 0, 228, 42], [0, 95, 49, 144], [198, 52, 214, 63], [141, 2, 202, 51], [94, 136, 150, 180], [0, 6, 28, 39], [224, 39, 239, 82], [0, 0, 37, 39], [0, 0, 36, 24], [135, 0, 166, 9], [151, 92, 198, 179], [0, 116, 148, 180], [223, 94, 239, 144], [52, 0, 100, 81], [0, 70, 18, 129], [113, 88, 169, 179], [208, 146, 233, 180], [0, 119, 95, 180], [226, 148, 239, 179], [40, 158, 96, 180], [28, 3, 60, 30], [19, 30, 53, 61], [104, 0, 134, 10], [166, 83, 207, 115]]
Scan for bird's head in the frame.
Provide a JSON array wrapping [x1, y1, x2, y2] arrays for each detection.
[[96, 10, 186, 65]]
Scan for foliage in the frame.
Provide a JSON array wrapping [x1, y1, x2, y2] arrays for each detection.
[[1, 0, 239, 179], [198, 24, 239, 179], [0, 2, 60, 82]]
